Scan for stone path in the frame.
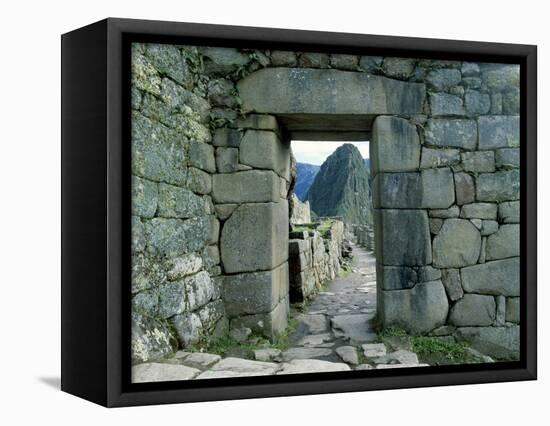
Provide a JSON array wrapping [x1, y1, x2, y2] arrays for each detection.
[[132, 244, 429, 383]]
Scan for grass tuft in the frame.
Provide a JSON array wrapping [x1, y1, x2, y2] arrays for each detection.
[[411, 336, 481, 364]]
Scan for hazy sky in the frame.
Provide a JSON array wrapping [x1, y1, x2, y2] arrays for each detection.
[[291, 141, 370, 165]]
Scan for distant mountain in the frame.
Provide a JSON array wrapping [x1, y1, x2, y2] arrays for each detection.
[[295, 163, 320, 201], [306, 144, 372, 226]]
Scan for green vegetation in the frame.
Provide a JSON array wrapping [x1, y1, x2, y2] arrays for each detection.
[[292, 222, 319, 233], [316, 220, 335, 238], [377, 326, 483, 365], [338, 254, 356, 278], [187, 308, 300, 358], [411, 336, 481, 364], [292, 219, 335, 239], [378, 326, 407, 338], [356, 346, 368, 365]]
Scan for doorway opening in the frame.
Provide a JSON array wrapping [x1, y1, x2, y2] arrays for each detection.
[[286, 138, 378, 347]]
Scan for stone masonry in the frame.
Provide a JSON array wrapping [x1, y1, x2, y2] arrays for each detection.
[[354, 224, 375, 251], [288, 220, 345, 302], [131, 43, 520, 362]]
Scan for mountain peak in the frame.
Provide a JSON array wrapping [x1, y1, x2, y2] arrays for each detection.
[[305, 144, 372, 225]]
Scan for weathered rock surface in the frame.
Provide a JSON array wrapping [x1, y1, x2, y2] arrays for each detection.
[[254, 348, 282, 362], [371, 116, 420, 173], [441, 268, 464, 302], [420, 148, 460, 168], [223, 263, 289, 316], [506, 298, 520, 323], [498, 201, 520, 223], [449, 294, 496, 326], [131, 312, 175, 364], [178, 352, 222, 369], [476, 170, 520, 202], [238, 68, 426, 115], [495, 148, 520, 169], [464, 90, 490, 115], [426, 69, 461, 91], [277, 359, 351, 374], [131, 112, 188, 186], [281, 347, 333, 361], [432, 219, 481, 268], [201, 47, 250, 75], [460, 203, 498, 220], [221, 202, 288, 273], [461, 151, 495, 173], [362, 343, 387, 358], [212, 170, 279, 203], [486, 224, 520, 260], [424, 119, 477, 150], [429, 93, 465, 116], [212, 357, 277, 373], [456, 326, 519, 360], [454, 172, 475, 205], [132, 362, 200, 383], [335, 346, 360, 365], [378, 265, 417, 290], [145, 217, 209, 258], [382, 57, 416, 79], [230, 298, 289, 337], [373, 168, 454, 209], [331, 315, 377, 343], [239, 130, 289, 178], [461, 258, 520, 296], [375, 209, 432, 266], [298, 314, 330, 334], [478, 116, 520, 149], [380, 281, 449, 333], [371, 349, 420, 365], [188, 141, 216, 173]]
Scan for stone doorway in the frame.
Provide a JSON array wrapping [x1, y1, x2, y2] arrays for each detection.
[[222, 66, 439, 338]]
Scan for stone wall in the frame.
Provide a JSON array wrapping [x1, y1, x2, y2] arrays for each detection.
[[354, 224, 375, 251], [130, 43, 227, 363], [289, 193, 312, 225], [367, 61, 520, 359], [289, 221, 345, 302], [131, 42, 521, 361]]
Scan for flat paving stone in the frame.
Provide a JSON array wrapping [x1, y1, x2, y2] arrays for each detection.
[[253, 348, 282, 362], [372, 350, 420, 365], [282, 347, 333, 361], [209, 357, 278, 374], [197, 370, 273, 379], [336, 346, 360, 365], [376, 363, 429, 369], [132, 362, 201, 383], [362, 343, 387, 358], [331, 315, 377, 343], [277, 359, 351, 375], [181, 352, 221, 368], [293, 333, 334, 347], [355, 364, 374, 370], [297, 314, 330, 333]]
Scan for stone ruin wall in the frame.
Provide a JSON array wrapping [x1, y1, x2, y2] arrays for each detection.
[[289, 193, 312, 225], [353, 224, 375, 251], [367, 62, 520, 360], [130, 42, 520, 362], [289, 221, 345, 302], [130, 43, 227, 363]]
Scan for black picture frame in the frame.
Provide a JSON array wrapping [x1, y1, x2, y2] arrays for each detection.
[[61, 17, 537, 407]]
